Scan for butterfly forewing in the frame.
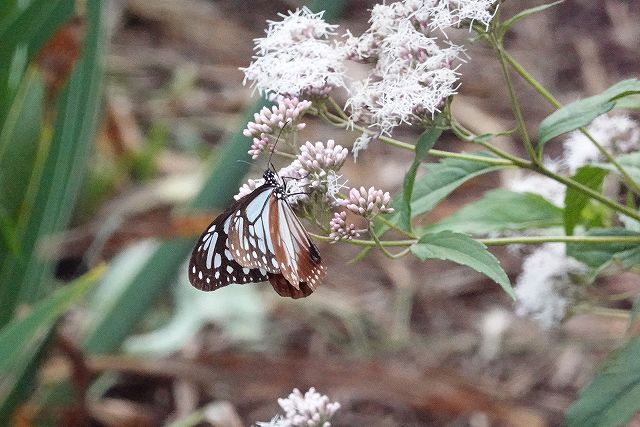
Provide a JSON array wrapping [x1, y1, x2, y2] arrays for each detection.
[[227, 187, 281, 273], [269, 196, 326, 291], [189, 202, 269, 291]]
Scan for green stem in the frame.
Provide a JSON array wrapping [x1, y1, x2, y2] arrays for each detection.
[[451, 120, 531, 167], [452, 120, 640, 222], [319, 111, 513, 166], [377, 215, 416, 239], [532, 164, 640, 221], [311, 233, 640, 248], [368, 224, 412, 259], [503, 50, 640, 195], [326, 96, 350, 121], [492, 37, 538, 163], [479, 235, 640, 246]]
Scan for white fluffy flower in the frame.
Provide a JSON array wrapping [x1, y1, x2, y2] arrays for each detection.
[[348, 65, 459, 135], [514, 243, 586, 328], [344, 1, 485, 134], [564, 114, 640, 174], [412, 0, 497, 32], [352, 132, 373, 161], [257, 388, 341, 427], [242, 7, 346, 99]]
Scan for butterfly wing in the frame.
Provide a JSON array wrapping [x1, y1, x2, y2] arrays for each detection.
[[226, 186, 325, 295], [227, 186, 281, 273], [188, 193, 270, 291], [189, 183, 325, 298], [268, 195, 326, 292]]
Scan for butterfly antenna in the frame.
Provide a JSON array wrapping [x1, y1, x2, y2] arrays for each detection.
[[236, 159, 254, 166], [267, 119, 291, 171]]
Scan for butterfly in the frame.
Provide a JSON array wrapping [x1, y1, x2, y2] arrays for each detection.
[[188, 168, 326, 299]]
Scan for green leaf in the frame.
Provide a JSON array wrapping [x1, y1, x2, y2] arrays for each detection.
[[0, 69, 44, 221], [0, 265, 104, 423], [566, 337, 640, 427], [357, 152, 505, 262], [398, 128, 441, 231], [411, 231, 513, 298], [425, 189, 563, 234], [411, 154, 506, 217], [596, 152, 640, 183], [564, 166, 609, 235], [0, 0, 106, 326], [614, 95, 640, 111], [538, 79, 640, 148], [0, 0, 73, 125], [566, 228, 640, 270], [499, 1, 564, 38]]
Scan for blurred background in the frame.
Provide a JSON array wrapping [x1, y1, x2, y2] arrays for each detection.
[[1, 0, 640, 426]]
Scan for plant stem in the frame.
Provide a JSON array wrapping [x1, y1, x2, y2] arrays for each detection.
[[532, 163, 640, 221], [377, 215, 416, 239], [368, 225, 412, 259], [451, 120, 532, 168], [479, 235, 640, 246], [492, 36, 538, 163], [452, 120, 640, 222], [503, 50, 640, 195], [319, 111, 514, 166], [311, 233, 640, 248]]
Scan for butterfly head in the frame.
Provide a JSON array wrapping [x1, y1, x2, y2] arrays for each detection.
[[263, 169, 280, 187]]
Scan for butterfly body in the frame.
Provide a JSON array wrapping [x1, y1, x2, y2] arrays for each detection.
[[188, 169, 325, 298]]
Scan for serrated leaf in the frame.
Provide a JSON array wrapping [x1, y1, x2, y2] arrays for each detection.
[[398, 128, 441, 231], [566, 228, 640, 270], [566, 337, 640, 427], [412, 154, 506, 217], [538, 79, 640, 148], [0, 265, 104, 423], [564, 166, 609, 235], [411, 231, 513, 298], [425, 189, 563, 234], [499, 1, 564, 38]]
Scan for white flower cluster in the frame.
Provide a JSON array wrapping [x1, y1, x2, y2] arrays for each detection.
[[344, 0, 495, 135], [289, 140, 349, 186], [256, 388, 341, 427], [564, 114, 640, 174], [344, 186, 394, 219], [241, 7, 346, 99], [244, 97, 312, 159], [329, 211, 361, 241], [236, 139, 349, 205], [410, 0, 497, 32], [514, 243, 586, 328]]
